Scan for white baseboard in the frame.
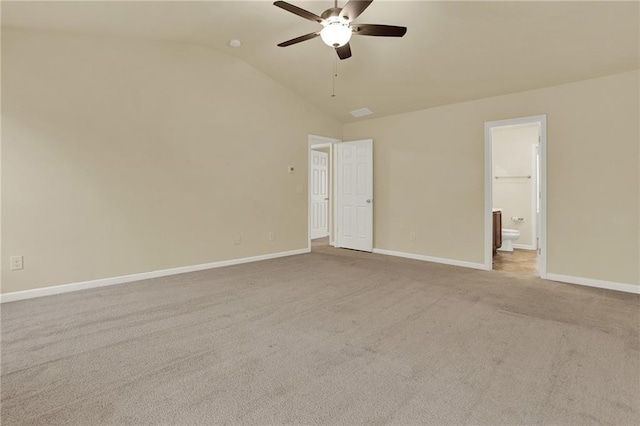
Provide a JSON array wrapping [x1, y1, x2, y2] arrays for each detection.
[[372, 248, 488, 271], [0, 248, 310, 303], [546, 273, 640, 294], [513, 244, 536, 250]]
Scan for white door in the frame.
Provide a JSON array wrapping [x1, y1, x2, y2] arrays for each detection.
[[336, 139, 373, 252], [310, 150, 329, 239]]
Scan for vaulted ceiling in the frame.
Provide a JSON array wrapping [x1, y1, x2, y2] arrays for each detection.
[[3, 1, 639, 122]]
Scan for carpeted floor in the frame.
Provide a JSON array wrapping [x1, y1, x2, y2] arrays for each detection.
[[1, 248, 639, 425]]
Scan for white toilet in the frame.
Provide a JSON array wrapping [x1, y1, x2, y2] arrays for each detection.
[[499, 228, 520, 252]]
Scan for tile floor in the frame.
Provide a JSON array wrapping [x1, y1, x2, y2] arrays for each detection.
[[493, 249, 538, 275]]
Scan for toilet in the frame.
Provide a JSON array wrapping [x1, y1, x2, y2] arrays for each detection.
[[499, 228, 520, 252]]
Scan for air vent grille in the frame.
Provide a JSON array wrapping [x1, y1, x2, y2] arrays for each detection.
[[349, 108, 373, 118]]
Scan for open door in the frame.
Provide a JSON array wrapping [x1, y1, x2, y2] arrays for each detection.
[[310, 150, 329, 239], [336, 139, 373, 252]]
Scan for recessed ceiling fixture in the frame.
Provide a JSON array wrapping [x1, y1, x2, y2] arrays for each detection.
[[273, 0, 407, 60], [350, 108, 373, 118], [229, 39, 241, 48]]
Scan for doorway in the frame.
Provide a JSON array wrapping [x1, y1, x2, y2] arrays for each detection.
[[484, 115, 547, 277], [310, 148, 330, 240], [308, 135, 338, 251], [308, 136, 374, 253]]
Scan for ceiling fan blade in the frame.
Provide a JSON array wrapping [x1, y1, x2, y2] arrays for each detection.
[[352, 24, 407, 37], [277, 32, 320, 47], [340, 0, 373, 22], [273, 1, 324, 24], [335, 43, 352, 60]]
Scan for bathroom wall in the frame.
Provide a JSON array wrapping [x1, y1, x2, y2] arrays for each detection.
[[492, 124, 539, 248]]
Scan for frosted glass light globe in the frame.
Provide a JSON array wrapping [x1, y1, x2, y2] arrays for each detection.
[[320, 22, 352, 47]]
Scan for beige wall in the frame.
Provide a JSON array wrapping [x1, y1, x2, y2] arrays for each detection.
[[344, 70, 640, 286], [3, 28, 638, 294], [492, 124, 539, 247], [1, 28, 341, 293]]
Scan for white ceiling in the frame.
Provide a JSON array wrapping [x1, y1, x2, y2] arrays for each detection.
[[3, 1, 639, 123]]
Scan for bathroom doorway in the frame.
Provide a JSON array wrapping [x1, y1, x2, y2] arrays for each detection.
[[484, 115, 547, 277]]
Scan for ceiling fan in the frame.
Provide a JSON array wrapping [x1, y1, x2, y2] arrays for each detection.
[[274, 0, 407, 60]]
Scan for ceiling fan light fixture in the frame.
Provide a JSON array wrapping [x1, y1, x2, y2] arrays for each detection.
[[274, 0, 407, 60], [320, 21, 352, 47]]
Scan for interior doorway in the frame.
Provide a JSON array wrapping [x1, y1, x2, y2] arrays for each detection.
[[484, 115, 547, 277], [308, 135, 339, 251], [308, 136, 374, 254], [310, 149, 330, 240]]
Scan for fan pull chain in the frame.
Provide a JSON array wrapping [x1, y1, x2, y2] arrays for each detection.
[[331, 56, 338, 97], [334, 0, 340, 97]]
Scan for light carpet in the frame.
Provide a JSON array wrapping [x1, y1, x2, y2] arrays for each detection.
[[1, 247, 639, 425]]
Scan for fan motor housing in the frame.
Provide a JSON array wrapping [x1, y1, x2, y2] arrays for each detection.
[[321, 7, 342, 20]]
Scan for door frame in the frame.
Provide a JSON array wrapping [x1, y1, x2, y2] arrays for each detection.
[[308, 134, 340, 251], [521, 143, 539, 250], [484, 114, 547, 277]]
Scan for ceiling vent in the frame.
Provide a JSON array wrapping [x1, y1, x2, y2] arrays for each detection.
[[350, 108, 373, 118]]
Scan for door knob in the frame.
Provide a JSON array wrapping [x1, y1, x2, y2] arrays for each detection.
[[324, 198, 329, 201], [366, 199, 372, 203]]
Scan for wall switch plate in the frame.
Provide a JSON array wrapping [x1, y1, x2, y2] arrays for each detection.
[[409, 232, 417, 242], [10, 256, 24, 270], [268, 232, 276, 241], [233, 235, 241, 245]]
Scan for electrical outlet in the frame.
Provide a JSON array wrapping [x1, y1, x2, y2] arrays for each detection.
[[269, 232, 276, 241], [296, 185, 303, 194], [409, 232, 417, 242], [10, 256, 24, 270], [233, 234, 241, 245]]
